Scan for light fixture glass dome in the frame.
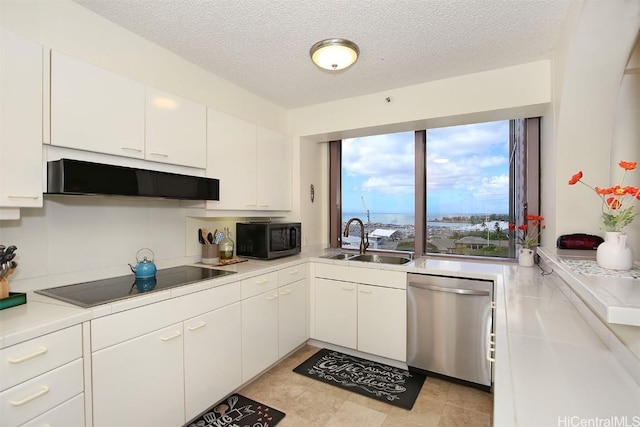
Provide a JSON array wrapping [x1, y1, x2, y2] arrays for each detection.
[[310, 38, 359, 71]]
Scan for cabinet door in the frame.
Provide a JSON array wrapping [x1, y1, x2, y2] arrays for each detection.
[[50, 51, 145, 158], [358, 284, 407, 361], [278, 279, 307, 357], [314, 278, 357, 349], [0, 29, 43, 208], [241, 290, 279, 382], [92, 323, 185, 427], [206, 108, 257, 209], [256, 126, 291, 210], [145, 87, 206, 168], [184, 303, 241, 421]]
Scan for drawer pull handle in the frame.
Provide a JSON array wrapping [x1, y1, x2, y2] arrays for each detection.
[[487, 332, 496, 345], [149, 152, 169, 157], [359, 289, 373, 294], [7, 194, 39, 199], [10, 386, 50, 406], [121, 147, 142, 152], [266, 294, 279, 300], [187, 322, 207, 331], [8, 347, 48, 364], [160, 331, 181, 341], [289, 270, 299, 274], [279, 289, 291, 295], [486, 347, 496, 363], [342, 286, 355, 291], [256, 279, 269, 285]]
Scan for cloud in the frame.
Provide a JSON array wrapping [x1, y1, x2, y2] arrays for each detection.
[[342, 121, 510, 213]]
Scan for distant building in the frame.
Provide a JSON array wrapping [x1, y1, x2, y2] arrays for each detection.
[[428, 238, 457, 254], [455, 236, 490, 250]]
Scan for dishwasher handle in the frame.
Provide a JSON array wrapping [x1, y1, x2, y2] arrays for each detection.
[[408, 282, 490, 296]]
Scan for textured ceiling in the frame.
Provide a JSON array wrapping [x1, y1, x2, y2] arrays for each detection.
[[73, 0, 571, 109]]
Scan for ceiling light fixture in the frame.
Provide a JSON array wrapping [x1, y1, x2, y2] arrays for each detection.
[[310, 38, 359, 71]]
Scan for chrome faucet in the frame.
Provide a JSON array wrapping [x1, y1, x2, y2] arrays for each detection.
[[343, 217, 369, 254]]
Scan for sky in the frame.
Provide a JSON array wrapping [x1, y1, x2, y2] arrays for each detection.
[[342, 120, 510, 217]]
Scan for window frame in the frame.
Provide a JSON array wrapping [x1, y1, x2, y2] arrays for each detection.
[[329, 118, 540, 259]]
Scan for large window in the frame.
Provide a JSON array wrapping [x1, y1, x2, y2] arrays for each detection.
[[330, 118, 540, 259]]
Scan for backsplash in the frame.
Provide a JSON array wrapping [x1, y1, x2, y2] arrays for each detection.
[[0, 196, 237, 292]]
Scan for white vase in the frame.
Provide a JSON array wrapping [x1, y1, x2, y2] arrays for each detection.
[[518, 248, 535, 267], [596, 231, 634, 270]]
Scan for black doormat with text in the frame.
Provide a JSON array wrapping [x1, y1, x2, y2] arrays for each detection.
[[184, 394, 285, 427], [293, 348, 426, 410]]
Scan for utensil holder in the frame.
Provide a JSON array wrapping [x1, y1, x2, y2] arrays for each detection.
[[201, 244, 220, 265]]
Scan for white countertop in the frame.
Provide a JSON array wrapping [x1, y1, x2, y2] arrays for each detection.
[[1, 249, 639, 426], [538, 247, 640, 326]]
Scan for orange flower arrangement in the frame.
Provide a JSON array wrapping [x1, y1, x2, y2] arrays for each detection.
[[568, 160, 640, 232], [509, 215, 545, 249]]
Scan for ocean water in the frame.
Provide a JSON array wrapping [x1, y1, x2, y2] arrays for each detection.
[[342, 212, 498, 227]]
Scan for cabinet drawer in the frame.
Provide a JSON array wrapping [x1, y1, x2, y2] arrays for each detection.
[[0, 325, 82, 392], [314, 263, 406, 289], [241, 272, 278, 299], [21, 393, 84, 427], [91, 281, 240, 351], [278, 264, 306, 286], [1, 359, 83, 427]]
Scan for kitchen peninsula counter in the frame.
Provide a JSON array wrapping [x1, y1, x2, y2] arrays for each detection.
[[2, 251, 638, 426]]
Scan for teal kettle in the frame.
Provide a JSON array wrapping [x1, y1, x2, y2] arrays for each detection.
[[129, 248, 157, 279]]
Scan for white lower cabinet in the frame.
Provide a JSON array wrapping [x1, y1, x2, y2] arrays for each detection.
[[0, 359, 84, 427], [0, 325, 84, 427], [314, 278, 357, 349], [278, 278, 307, 357], [92, 323, 185, 427], [357, 284, 407, 361], [241, 290, 279, 382], [21, 393, 84, 427], [313, 264, 407, 362], [184, 303, 242, 421]]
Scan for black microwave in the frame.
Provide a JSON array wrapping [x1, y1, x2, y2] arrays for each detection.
[[236, 222, 301, 260]]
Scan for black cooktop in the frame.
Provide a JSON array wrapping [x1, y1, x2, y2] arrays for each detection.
[[35, 266, 236, 308]]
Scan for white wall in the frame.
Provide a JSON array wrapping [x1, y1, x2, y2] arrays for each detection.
[[290, 61, 552, 248], [550, 0, 640, 256], [288, 61, 551, 142]]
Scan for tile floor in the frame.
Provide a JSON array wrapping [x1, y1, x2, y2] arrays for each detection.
[[239, 345, 493, 427]]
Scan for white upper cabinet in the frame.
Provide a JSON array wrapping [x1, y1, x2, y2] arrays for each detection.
[[51, 51, 207, 168], [145, 87, 206, 168], [206, 109, 258, 209], [257, 126, 291, 210], [50, 50, 145, 158], [0, 29, 43, 210], [206, 108, 292, 211]]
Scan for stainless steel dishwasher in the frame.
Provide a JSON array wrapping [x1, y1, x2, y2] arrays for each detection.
[[407, 273, 493, 390]]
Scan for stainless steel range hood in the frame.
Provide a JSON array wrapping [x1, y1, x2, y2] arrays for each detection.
[[46, 158, 219, 201]]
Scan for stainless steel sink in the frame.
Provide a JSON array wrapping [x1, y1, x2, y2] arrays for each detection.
[[323, 253, 357, 260], [349, 254, 412, 265]]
